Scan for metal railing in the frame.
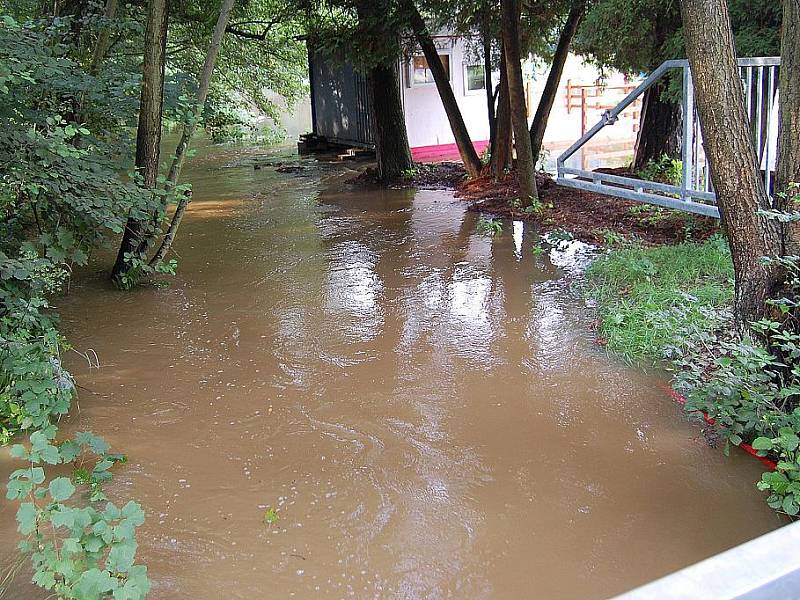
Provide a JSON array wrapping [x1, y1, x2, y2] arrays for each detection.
[[556, 57, 781, 219]]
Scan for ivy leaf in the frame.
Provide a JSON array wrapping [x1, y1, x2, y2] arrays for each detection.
[[49, 477, 75, 502]]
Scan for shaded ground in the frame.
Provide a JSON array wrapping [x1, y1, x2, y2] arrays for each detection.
[[384, 162, 719, 246]]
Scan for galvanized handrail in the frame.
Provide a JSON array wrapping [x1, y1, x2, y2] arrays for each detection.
[[556, 57, 782, 219]]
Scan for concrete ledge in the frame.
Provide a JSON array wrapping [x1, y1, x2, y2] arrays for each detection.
[[613, 521, 800, 599]]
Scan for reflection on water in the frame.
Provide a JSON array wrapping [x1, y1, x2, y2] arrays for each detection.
[[0, 142, 782, 599]]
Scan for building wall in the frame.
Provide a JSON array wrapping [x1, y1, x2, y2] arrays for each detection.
[[401, 37, 492, 150], [400, 43, 639, 154]]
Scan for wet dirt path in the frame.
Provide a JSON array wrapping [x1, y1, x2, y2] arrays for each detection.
[[1, 143, 782, 599]]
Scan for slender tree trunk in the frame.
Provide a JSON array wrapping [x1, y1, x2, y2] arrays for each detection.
[[777, 0, 800, 254], [681, 0, 783, 325], [501, 0, 538, 200], [89, 0, 118, 74], [492, 42, 512, 177], [111, 0, 169, 281], [631, 83, 682, 170], [405, 1, 483, 178], [529, 0, 583, 166], [148, 0, 236, 268], [482, 10, 496, 152]]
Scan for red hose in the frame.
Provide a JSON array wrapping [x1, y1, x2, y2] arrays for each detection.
[[660, 384, 778, 471]]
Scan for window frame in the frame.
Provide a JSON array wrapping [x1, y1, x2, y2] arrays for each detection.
[[408, 51, 452, 88], [463, 63, 486, 96]]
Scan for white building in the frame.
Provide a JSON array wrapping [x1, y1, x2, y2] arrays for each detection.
[[307, 36, 640, 165]]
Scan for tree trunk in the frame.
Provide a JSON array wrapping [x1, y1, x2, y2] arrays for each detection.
[[368, 60, 414, 183], [482, 11, 496, 152], [681, 0, 783, 325], [777, 0, 800, 254], [148, 0, 236, 268], [89, 0, 119, 74], [631, 83, 682, 171], [354, 1, 413, 183], [501, 0, 538, 200], [405, 1, 483, 178], [529, 0, 583, 166], [492, 42, 512, 177], [111, 0, 169, 281]]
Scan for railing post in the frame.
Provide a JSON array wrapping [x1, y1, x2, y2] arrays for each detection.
[[682, 64, 695, 202]]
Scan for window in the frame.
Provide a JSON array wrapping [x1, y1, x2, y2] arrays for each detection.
[[411, 54, 450, 85], [465, 64, 486, 94]]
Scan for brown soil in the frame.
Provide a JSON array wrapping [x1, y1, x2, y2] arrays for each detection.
[[420, 163, 718, 245], [345, 161, 719, 246], [347, 162, 467, 189]]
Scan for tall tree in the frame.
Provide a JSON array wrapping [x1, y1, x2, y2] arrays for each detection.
[[777, 0, 800, 253], [481, 8, 496, 152], [148, 0, 236, 268], [500, 0, 537, 200], [111, 0, 169, 281], [355, 0, 414, 182], [405, 0, 483, 178], [528, 0, 584, 165], [576, 0, 682, 169], [492, 41, 512, 176], [680, 0, 782, 325]]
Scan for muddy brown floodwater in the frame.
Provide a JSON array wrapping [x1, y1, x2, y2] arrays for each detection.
[[0, 142, 783, 599]]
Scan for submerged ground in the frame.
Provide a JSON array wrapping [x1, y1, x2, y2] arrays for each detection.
[[0, 143, 782, 599]]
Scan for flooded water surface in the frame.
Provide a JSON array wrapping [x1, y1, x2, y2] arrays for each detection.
[[1, 144, 782, 599]]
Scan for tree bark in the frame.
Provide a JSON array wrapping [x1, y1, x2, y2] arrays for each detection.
[[681, 0, 783, 325], [501, 0, 538, 200], [369, 60, 414, 182], [492, 42, 512, 176], [353, 1, 413, 183], [631, 83, 682, 170], [777, 0, 800, 254], [112, 0, 169, 281], [482, 10, 496, 153], [405, 1, 483, 178], [529, 0, 583, 166], [148, 0, 236, 268]]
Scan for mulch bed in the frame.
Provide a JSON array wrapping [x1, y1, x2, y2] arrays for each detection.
[[415, 163, 719, 246]]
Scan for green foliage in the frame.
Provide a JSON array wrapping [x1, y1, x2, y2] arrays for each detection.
[[477, 216, 503, 236], [586, 236, 733, 363], [7, 427, 149, 599], [0, 10, 151, 592], [638, 155, 683, 187], [594, 185, 800, 517], [263, 507, 279, 525]]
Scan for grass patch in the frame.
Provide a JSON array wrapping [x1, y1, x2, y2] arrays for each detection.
[[585, 236, 733, 363]]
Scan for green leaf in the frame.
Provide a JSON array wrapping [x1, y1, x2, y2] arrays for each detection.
[[783, 495, 800, 516], [16, 502, 37, 534], [107, 541, 137, 573], [74, 568, 116, 598], [49, 477, 75, 502], [751, 437, 774, 451], [51, 507, 76, 529]]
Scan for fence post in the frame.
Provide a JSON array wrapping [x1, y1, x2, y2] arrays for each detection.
[[682, 64, 695, 201]]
